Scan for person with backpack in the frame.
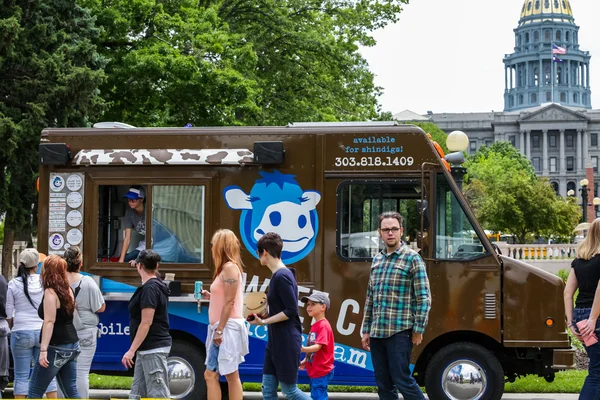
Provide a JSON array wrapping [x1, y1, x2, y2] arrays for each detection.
[[5, 249, 58, 399], [57, 247, 105, 399]]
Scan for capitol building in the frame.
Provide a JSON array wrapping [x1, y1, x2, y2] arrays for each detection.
[[396, 0, 600, 198]]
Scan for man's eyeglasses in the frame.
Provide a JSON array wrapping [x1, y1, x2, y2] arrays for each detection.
[[381, 227, 401, 234]]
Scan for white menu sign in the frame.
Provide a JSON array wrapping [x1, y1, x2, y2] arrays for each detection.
[[48, 173, 85, 255]]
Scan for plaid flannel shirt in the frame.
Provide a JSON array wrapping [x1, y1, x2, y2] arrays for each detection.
[[362, 244, 431, 338]]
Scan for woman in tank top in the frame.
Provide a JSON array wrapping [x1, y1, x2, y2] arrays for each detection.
[[27, 255, 80, 399], [201, 229, 248, 400], [565, 218, 600, 399]]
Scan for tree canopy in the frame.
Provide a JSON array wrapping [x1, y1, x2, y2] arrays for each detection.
[[0, 0, 105, 276], [81, 0, 409, 126], [464, 142, 580, 243], [408, 121, 450, 154]]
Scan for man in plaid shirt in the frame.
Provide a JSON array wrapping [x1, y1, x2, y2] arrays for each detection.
[[361, 211, 431, 400]]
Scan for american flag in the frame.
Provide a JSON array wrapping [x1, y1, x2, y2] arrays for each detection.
[[552, 44, 567, 55]]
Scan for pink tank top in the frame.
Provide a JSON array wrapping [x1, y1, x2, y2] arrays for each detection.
[[208, 269, 244, 325]]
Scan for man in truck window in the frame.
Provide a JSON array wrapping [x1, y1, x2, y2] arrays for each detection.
[[119, 186, 146, 263], [361, 211, 432, 400]]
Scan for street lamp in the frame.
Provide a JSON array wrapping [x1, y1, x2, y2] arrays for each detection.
[[579, 179, 590, 223], [446, 131, 470, 190], [445, 131, 470, 237], [594, 197, 600, 217]]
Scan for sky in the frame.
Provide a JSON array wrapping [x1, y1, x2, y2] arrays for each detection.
[[359, 0, 600, 115]]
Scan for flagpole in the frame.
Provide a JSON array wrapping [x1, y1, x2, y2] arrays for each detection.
[[551, 42, 554, 103]]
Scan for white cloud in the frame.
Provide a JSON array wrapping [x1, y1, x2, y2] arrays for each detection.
[[360, 0, 600, 114]]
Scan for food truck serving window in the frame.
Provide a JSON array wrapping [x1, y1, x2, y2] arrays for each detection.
[[435, 173, 488, 260], [337, 181, 422, 261], [97, 184, 205, 264]]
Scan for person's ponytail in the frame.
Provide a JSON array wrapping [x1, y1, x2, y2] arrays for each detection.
[[17, 262, 37, 309]]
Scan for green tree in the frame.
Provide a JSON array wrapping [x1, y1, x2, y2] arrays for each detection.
[[464, 145, 579, 243], [82, 0, 409, 126], [0, 0, 105, 277], [408, 121, 450, 154]]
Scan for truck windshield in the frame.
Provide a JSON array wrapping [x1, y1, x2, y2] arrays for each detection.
[[338, 181, 422, 260], [435, 174, 488, 260]]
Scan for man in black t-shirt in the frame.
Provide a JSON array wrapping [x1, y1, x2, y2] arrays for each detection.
[[122, 249, 172, 399]]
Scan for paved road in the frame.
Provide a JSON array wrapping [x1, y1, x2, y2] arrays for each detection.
[[1, 388, 581, 399]]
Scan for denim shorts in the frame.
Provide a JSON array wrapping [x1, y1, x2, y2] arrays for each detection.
[[206, 341, 220, 372]]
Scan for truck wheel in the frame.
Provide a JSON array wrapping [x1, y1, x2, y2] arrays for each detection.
[[424, 342, 504, 400], [168, 340, 207, 400]]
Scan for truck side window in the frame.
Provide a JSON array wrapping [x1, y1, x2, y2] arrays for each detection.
[[152, 185, 204, 264], [338, 181, 421, 260], [97, 184, 205, 264], [435, 174, 488, 260]]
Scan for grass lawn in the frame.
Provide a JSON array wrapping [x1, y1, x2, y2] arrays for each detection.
[[89, 370, 587, 393]]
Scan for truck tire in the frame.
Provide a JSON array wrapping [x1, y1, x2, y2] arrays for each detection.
[[169, 340, 207, 400], [424, 342, 504, 400]]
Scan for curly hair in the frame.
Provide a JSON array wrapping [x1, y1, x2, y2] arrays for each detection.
[[41, 255, 75, 315]]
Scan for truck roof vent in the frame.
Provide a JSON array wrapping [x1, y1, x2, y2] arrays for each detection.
[[92, 122, 136, 129], [287, 121, 398, 128]]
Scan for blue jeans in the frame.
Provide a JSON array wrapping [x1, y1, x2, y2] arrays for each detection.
[[370, 330, 424, 400], [310, 370, 334, 400], [206, 341, 220, 372], [27, 342, 80, 399], [574, 307, 600, 400], [10, 330, 57, 396], [262, 374, 311, 400], [125, 250, 140, 262]]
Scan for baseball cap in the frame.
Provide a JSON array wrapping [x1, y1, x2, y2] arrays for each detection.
[[124, 186, 145, 200], [19, 248, 40, 269], [301, 291, 330, 310]]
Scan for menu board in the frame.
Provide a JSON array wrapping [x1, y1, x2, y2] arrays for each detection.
[[48, 173, 85, 256]]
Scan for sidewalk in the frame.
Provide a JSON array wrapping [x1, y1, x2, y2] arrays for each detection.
[[1, 388, 581, 399]]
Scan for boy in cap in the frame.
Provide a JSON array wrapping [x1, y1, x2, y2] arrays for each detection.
[[119, 186, 146, 263], [300, 291, 335, 400]]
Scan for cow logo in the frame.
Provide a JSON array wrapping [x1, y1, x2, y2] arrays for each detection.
[[224, 170, 321, 264], [50, 175, 65, 192], [49, 233, 65, 250]]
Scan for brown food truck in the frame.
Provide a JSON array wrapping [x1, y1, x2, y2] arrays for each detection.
[[35, 122, 574, 400]]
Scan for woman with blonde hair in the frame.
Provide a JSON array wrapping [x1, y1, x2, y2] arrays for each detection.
[[200, 229, 248, 400], [565, 218, 600, 398], [27, 255, 80, 398]]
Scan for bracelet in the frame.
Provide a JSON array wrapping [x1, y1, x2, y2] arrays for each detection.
[[40, 350, 47, 352]]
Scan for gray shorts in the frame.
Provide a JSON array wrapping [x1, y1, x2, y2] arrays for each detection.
[[129, 352, 170, 399]]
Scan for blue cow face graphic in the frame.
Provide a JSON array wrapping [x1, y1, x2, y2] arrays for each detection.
[[224, 170, 321, 264]]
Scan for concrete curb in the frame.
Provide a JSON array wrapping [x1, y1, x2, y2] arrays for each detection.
[[1, 388, 581, 399]]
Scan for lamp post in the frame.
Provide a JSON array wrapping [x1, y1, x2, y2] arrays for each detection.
[[569, 179, 600, 222], [446, 131, 469, 236], [580, 179, 590, 223], [446, 131, 470, 191]]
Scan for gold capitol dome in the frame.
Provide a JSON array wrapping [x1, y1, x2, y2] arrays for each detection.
[[520, 0, 574, 23]]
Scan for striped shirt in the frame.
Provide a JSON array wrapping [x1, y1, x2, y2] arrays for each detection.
[[362, 245, 431, 338]]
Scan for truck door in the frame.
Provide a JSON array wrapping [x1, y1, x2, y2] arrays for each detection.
[[320, 177, 430, 383], [429, 172, 501, 341]]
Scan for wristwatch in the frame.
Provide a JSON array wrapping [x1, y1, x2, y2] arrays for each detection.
[[215, 330, 223, 335]]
